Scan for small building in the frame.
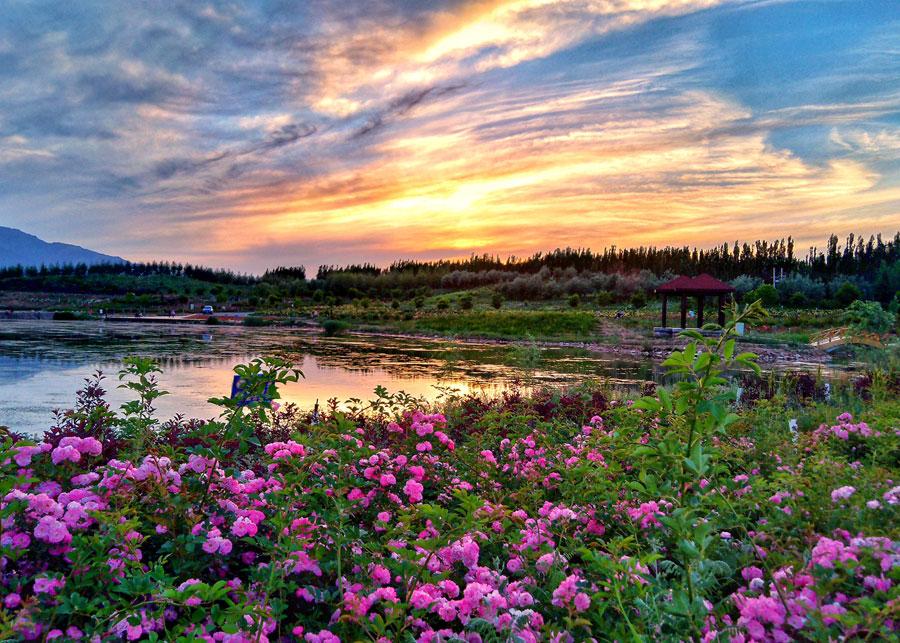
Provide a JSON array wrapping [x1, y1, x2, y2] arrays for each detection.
[[655, 274, 734, 334]]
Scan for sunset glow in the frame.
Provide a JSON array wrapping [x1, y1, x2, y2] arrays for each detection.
[[1, 1, 898, 270]]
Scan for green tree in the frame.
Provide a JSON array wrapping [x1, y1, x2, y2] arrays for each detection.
[[834, 281, 862, 307]]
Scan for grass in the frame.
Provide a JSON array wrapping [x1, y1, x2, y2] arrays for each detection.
[[744, 330, 812, 346], [408, 310, 597, 340]]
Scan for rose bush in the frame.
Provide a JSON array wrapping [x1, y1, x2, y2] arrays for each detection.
[[1, 303, 897, 641]]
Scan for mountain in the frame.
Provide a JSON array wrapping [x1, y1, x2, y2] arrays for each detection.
[[0, 226, 126, 268]]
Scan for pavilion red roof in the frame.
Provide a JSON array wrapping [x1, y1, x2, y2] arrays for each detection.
[[656, 273, 734, 294]]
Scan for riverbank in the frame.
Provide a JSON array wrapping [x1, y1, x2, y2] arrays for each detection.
[[0, 309, 840, 368]]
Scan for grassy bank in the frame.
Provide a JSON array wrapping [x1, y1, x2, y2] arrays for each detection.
[[392, 309, 598, 341]]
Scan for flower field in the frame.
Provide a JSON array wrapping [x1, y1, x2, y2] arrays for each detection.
[[1, 305, 898, 642]]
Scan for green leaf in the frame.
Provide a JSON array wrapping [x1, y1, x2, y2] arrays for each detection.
[[723, 338, 735, 361], [658, 387, 673, 414], [632, 397, 661, 412]]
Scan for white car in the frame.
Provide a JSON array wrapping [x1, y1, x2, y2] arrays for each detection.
[[202, 305, 214, 314]]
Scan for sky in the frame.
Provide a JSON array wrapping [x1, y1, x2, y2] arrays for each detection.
[[0, 0, 898, 273]]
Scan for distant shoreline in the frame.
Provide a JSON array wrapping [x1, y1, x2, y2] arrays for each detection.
[[1, 312, 837, 370]]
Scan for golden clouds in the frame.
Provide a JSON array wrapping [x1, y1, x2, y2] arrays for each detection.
[[306, 0, 732, 116], [202, 79, 890, 262]]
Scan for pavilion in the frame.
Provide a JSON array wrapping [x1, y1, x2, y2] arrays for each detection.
[[654, 274, 735, 334]]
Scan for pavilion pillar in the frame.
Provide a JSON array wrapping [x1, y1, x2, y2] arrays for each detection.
[[718, 294, 725, 326], [680, 296, 687, 329], [661, 294, 668, 327], [697, 295, 705, 327]]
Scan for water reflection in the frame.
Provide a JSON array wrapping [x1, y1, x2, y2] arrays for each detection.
[[0, 320, 660, 433], [0, 319, 852, 435]]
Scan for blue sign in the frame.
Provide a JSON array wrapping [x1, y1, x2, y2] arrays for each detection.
[[231, 375, 274, 407]]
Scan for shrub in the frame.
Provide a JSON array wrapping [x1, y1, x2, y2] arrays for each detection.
[[595, 290, 614, 305], [491, 292, 503, 309], [630, 291, 647, 308], [242, 315, 269, 327], [568, 293, 580, 308], [52, 311, 78, 321], [414, 296, 425, 309], [459, 294, 474, 310], [788, 291, 809, 307], [204, 315, 220, 325], [436, 299, 449, 310], [321, 319, 350, 336], [747, 283, 779, 307], [843, 300, 896, 333]]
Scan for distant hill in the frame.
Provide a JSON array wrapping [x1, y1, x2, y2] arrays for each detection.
[[0, 226, 125, 268]]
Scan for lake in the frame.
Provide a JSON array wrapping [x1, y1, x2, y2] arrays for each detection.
[[1, 320, 672, 434]]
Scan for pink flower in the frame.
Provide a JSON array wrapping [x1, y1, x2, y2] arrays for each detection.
[[741, 566, 764, 582], [573, 592, 591, 612], [831, 486, 855, 502], [735, 594, 785, 639], [410, 588, 434, 610], [231, 516, 258, 538], [51, 444, 81, 465], [34, 516, 71, 544], [627, 501, 664, 529], [4, 593, 21, 608], [371, 565, 391, 585], [78, 437, 103, 456], [810, 537, 857, 569], [379, 473, 396, 487], [34, 576, 65, 595], [403, 479, 424, 503], [202, 528, 232, 555], [551, 574, 580, 608], [13, 445, 42, 467]]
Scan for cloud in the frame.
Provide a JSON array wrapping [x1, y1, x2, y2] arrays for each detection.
[[0, 0, 897, 271], [831, 127, 900, 155]]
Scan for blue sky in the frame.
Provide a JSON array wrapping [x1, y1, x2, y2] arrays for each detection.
[[0, 0, 897, 271]]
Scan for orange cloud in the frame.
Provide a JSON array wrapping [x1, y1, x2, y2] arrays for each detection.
[[180, 83, 895, 267]]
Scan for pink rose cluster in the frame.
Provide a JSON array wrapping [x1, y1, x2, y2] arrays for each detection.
[[814, 412, 880, 441], [703, 534, 899, 642], [50, 437, 102, 465]]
